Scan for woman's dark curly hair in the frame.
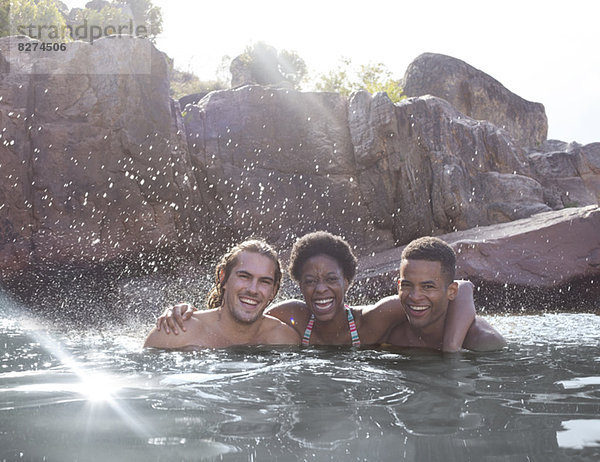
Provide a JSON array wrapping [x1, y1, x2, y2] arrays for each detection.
[[206, 239, 282, 309], [288, 231, 357, 284]]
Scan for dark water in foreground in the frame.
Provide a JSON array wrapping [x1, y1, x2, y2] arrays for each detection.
[[1, 294, 599, 462]]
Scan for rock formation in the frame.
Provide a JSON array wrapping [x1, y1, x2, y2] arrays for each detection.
[[0, 35, 203, 281], [527, 140, 600, 208], [0, 39, 598, 312], [348, 91, 551, 244], [403, 53, 548, 148], [183, 86, 392, 252], [354, 205, 600, 311], [358, 205, 600, 286]]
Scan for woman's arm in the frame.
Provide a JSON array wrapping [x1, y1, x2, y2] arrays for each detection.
[[356, 296, 408, 344]]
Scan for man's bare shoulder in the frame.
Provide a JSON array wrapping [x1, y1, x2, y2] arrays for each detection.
[[265, 299, 311, 328], [259, 314, 301, 345], [190, 308, 220, 321], [144, 324, 198, 349], [144, 309, 219, 350]]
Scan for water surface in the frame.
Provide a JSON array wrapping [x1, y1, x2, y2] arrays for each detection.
[[1, 294, 599, 461]]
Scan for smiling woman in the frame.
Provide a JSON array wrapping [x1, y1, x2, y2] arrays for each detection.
[[281, 231, 360, 345], [263, 231, 477, 349]]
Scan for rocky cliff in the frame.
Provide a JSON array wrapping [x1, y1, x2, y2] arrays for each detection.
[[355, 206, 600, 312], [0, 37, 598, 313]]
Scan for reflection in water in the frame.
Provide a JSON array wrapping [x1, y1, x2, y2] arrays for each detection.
[[1, 300, 600, 461], [557, 420, 600, 449]]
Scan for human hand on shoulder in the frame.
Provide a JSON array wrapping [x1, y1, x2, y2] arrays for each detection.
[[156, 303, 198, 335]]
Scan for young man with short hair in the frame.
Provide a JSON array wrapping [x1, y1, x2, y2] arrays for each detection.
[[384, 237, 506, 351]]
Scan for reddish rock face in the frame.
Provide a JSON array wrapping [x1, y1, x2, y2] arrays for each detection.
[[354, 206, 600, 310], [402, 52, 548, 148], [0, 38, 598, 309], [448, 206, 600, 287], [0, 36, 203, 280]]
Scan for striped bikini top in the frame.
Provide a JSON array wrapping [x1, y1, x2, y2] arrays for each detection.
[[301, 305, 361, 347]]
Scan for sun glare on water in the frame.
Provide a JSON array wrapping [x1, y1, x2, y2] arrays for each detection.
[[18, 324, 152, 438], [77, 372, 120, 402]]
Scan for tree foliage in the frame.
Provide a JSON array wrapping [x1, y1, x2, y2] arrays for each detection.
[[0, 0, 162, 42], [70, 0, 162, 42], [169, 66, 226, 101], [0, 0, 13, 37], [3, 0, 67, 41], [316, 58, 405, 102], [233, 42, 307, 89]]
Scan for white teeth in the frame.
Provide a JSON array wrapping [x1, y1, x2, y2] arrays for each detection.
[[409, 305, 429, 312], [314, 298, 334, 311], [240, 297, 259, 306]]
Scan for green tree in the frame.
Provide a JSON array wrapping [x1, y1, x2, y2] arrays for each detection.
[[358, 62, 405, 102], [316, 58, 405, 102], [70, 0, 162, 42], [71, 4, 131, 40], [0, 0, 10, 37], [315, 57, 354, 96], [233, 42, 307, 89], [115, 0, 162, 39], [0, 0, 162, 42], [169, 66, 227, 101], [4, 0, 67, 41]]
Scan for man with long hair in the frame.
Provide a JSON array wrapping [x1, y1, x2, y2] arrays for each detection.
[[144, 239, 300, 349]]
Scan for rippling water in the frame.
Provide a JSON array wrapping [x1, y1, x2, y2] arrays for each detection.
[[1, 292, 599, 462]]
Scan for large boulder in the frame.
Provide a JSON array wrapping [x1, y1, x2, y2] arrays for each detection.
[[354, 206, 600, 310], [183, 85, 395, 252], [0, 35, 204, 280], [403, 53, 548, 148], [449, 205, 600, 286], [348, 91, 550, 243], [183, 85, 555, 254], [527, 140, 600, 208], [2, 39, 598, 314]]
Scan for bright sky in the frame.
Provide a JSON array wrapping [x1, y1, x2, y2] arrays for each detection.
[[63, 0, 599, 144]]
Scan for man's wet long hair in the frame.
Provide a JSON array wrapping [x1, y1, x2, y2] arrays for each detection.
[[206, 239, 282, 309]]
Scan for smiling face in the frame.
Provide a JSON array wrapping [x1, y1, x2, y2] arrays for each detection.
[[299, 254, 349, 322], [398, 259, 458, 332], [221, 251, 278, 324]]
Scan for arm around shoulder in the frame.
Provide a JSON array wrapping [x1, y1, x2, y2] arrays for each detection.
[[144, 325, 193, 350], [462, 316, 507, 352], [443, 280, 477, 352]]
